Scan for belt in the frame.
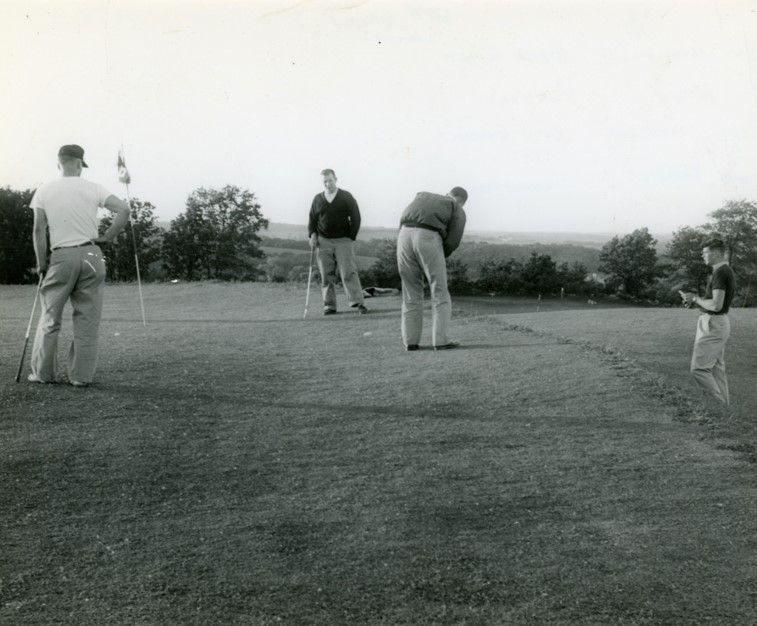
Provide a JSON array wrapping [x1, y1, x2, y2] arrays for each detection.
[[400, 222, 444, 236], [52, 241, 94, 251]]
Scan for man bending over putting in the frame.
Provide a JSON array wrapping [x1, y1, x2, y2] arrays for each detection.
[[28, 144, 130, 387], [397, 187, 467, 351]]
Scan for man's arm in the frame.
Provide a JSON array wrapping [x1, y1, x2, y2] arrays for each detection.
[[32, 208, 49, 275], [347, 193, 361, 240], [693, 289, 725, 312], [94, 195, 130, 244], [681, 289, 725, 312], [442, 206, 467, 257]]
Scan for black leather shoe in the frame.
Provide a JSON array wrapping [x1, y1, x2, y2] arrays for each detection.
[[323, 308, 337, 316], [406, 344, 420, 351]]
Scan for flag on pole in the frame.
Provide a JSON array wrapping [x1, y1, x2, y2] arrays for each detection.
[[117, 149, 131, 184]]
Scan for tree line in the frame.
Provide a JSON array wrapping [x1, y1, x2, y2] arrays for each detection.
[[0, 185, 268, 284], [1, 185, 755, 305]]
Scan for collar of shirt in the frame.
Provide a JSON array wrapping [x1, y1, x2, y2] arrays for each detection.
[[712, 261, 728, 272]]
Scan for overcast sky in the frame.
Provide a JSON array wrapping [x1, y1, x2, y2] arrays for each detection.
[[2, 0, 756, 235]]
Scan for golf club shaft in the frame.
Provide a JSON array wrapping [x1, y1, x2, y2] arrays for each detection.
[[303, 246, 316, 318], [15, 276, 43, 383]]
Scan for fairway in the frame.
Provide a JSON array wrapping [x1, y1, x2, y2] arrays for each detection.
[[1, 283, 755, 623]]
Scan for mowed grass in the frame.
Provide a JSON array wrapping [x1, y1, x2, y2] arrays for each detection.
[[456, 295, 757, 446], [1, 283, 755, 624]]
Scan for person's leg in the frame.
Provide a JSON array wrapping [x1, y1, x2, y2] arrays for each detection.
[[690, 315, 728, 404], [30, 249, 77, 382], [67, 247, 106, 384], [414, 230, 451, 347], [316, 237, 338, 312], [397, 228, 424, 347], [333, 238, 365, 307], [710, 316, 730, 406]]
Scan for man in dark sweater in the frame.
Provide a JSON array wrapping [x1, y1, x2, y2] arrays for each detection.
[[680, 237, 736, 408], [308, 169, 367, 315]]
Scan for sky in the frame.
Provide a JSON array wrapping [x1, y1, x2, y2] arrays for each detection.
[[2, 0, 756, 236]]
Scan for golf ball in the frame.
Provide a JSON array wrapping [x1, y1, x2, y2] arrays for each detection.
[[363, 332, 372, 337]]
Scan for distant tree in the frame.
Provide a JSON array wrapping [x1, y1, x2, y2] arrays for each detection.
[[261, 252, 306, 282], [705, 200, 757, 271], [0, 187, 35, 284], [456, 240, 601, 274], [598, 227, 658, 297], [477, 258, 524, 295], [163, 185, 269, 280], [557, 261, 589, 295], [98, 198, 163, 281], [363, 240, 401, 288], [522, 252, 559, 295], [446, 258, 471, 294], [705, 201, 757, 306], [162, 211, 207, 280], [666, 226, 710, 293]]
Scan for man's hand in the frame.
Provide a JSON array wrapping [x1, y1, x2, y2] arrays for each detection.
[[93, 236, 112, 245], [679, 291, 697, 306], [36, 265, 47, 278], [309, 233, 319, 249]]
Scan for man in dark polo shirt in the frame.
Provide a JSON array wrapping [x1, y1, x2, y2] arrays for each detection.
[[680, 237, 736, 408], [308, 169, 367, 315]]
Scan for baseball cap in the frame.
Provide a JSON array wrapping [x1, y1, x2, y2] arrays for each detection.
[[58, 144, 88, 167]]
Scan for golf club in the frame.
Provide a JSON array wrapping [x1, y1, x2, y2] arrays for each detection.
[[15, 275, 43, 383], [303, 246, 316, 319]]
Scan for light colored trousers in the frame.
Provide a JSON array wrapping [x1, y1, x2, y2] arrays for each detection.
[[690, 313, 730, 405], [317, 236, 364, 310], [397, 226, 451, 347], [31, 245, 106, 383]]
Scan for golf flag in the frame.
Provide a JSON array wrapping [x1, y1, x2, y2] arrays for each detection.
[[117, 149, 131, 184]]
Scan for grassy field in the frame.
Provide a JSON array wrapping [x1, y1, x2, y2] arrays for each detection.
[[1, 283, 755, 624]]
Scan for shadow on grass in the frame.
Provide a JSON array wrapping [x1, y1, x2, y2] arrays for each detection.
[[96, 309, 402, 324], [419, 342, 566, 351]]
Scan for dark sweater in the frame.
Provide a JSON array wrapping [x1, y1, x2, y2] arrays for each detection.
[[308, 189, 361, 240]]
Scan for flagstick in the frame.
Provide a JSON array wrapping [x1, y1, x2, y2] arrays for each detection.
[[123, 182, 147, 326]]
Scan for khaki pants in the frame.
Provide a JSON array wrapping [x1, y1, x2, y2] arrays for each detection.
[[690, 313, 730, 405], [317, 237, 364, 310], [397, 226, 451, 347], [31, 245, 106, 383]]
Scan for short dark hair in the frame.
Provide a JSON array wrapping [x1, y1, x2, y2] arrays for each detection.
[[703, 237, 725, 253], [449, 186, 468, 204], [320, 169, 336, 178]]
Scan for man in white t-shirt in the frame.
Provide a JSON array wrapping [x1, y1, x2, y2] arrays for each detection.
[[28, 144, 130, 386]]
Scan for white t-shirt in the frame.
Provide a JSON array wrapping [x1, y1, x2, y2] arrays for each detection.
[[30, 177, 113, 249]]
